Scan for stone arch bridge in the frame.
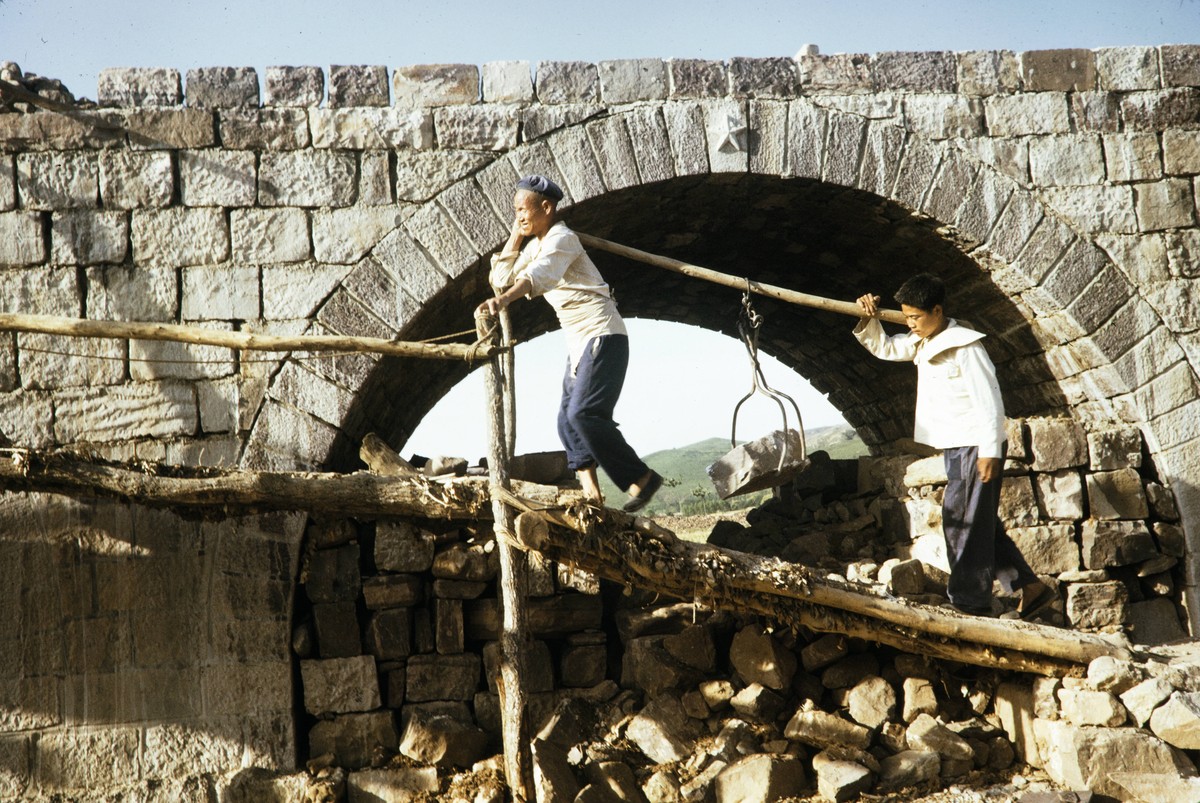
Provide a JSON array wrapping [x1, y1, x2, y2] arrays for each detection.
[[2, 46, 1200, 797]]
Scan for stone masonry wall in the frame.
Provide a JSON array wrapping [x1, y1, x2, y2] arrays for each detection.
[[5, 44, 1200, 798]]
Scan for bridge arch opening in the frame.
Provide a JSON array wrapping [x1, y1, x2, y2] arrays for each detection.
[[325, 172, 1065, 472]]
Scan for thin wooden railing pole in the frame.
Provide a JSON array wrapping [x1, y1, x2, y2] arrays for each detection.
[[0, 313, 498, 361], [576, 232, 909, 326], [475, 310, 532, 801]]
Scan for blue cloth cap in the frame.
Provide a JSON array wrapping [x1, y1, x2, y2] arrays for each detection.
[[516, 174, 564, 202]]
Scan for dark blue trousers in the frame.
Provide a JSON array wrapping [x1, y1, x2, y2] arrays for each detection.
[[557, 335, 649, 492], [942, 445, 1038, 611]]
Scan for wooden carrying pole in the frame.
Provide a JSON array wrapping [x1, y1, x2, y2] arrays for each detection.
[[576, 232, 909, 326], [474, 311, 533, 801], [0, 313, 499, 361]]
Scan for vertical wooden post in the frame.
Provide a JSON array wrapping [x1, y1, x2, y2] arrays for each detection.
[[475, 310, 532, 800], [499, 308, 517, 459]]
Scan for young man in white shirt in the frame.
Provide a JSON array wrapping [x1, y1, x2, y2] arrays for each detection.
[[477, 175, 662, 512], [854, 273, 1052, 619]]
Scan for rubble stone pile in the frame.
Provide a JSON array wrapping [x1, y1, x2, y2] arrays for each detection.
[[277, 415, 1198, 801]]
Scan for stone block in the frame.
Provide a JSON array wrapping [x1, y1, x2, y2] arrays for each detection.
[[1096, 46, 1160, 91], [663, 623, 717, 672], [999, 474, 1039, 526], [397, 708, 490, 768], [362, 575, 423, 609], [1103, 132, 1163, 182], [305, 543, 361, 603], [728, 57, 798, 98], [186, 67, 259, 108], [17, 151, 98, 209], [52, 381, 197, 441], [622, 635, 704, 695], [259, 151, 356, 207], [309, 108, 434, 150], [598, 58, 667, 102], [956, 50, 1021, 96], [98, 67, 181, 106], [264, 65, 324, 106], [668, 58, 727, 98], [1081, 519, 1156, 567], [482, 60, 533, 103], [133, 207, 229, 266], [1058, 688, 1127, 727], [359, 150, 391, 204], [309, 711, 398, 770], [365, 608, 411, 660], [1070, 90, 1120, 133], [1065, 580, 1128, 628], [431, 542, 497, 583], [847, 675, 897, 729], [50, 210, 128, 266], [1161, 44, 1200, 87], [798, 53, 873, 91], [1088, 427, 1143, 470], [1020, 49, 1096, 91], [903, 94, 982, 139], [1136, 178, 1196, 231], [902, 677, 939, 723], [531, 738, 579, 801], [995, 681, 1038, 765], [627, 694, 702, 764], [878, 750, 940, 790], [1121, 88, 1200, 131], [560, 643, 606, 688], [907, 712, 974, 761], [730, 682, 786, 723], [1008, 524, 1080, 574], [392, 63, 478, 107], [179, 149, 257, 206], [130, 331, 235, 381], [1164, 130, 1200, 174], [1027, 417, 1088, 471], [346, 768, 438, 802], [1128, 597, 1188, 645], [432, 578, 486, 600], [1033, 470, 1084, 521], [374, 521, 436, 572], [98, 150, 173, 209], [313, 601, 361, 658], [1035, 718, 1195, 800], [434, 598, 463, 655], [230, 208, 310, 263], [535, 60, 599, 103], [729, 625, 796, 690], [328, 64, 389, 106], [714, 754, 807, 803], [1085, 469, 1150, 520], [406, 653, 480, 702], [123, 107, 216, 149], [301, 655, 380, 715], [784, 709, 871, 750], [1030, 134, 1104, 186], [218, 107, 311, 150], [873, 50, 956, 92], [34, 727, 140, 791], [1121, 677, 1174, 727], [180, 263, 258, 319], [0, 210, 45, 266], [433, 105, 519, 151], [984, 92, 1070, 136]]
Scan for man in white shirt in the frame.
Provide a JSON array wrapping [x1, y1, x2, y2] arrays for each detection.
[[854, 274, 1052, 619], [477, 175, 662, 512]]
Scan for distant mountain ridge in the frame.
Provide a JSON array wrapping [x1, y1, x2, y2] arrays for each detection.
[[600, 424, 866, 514]]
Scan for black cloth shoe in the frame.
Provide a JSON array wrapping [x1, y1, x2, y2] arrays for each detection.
[[623, 471, 663, 513]]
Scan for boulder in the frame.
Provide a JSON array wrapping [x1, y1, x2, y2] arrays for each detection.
[[1150, 692, 1200, 749], [783, 709, 871, 750], [812, 750, 875, 803], [1034, 718, 1195, 799], [1057, 688, 1127, 727], [626, 695, 702, 764], [846, 675, 897, 730], [906, 713, 974, 761], [714, 754, 807, 803], [729, 626, 797, 690], [346, 767, 438, 802], [1120, 677, 1174, 727], [877, 750, 940, 790]]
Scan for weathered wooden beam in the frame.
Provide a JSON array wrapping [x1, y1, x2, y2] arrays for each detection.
[[0, 313, 500, 361], [0, 450, 577, 520], [576, 232, 909, 326], [510, 506, 1133, 677]]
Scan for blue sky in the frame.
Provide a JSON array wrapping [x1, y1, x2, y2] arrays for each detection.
[[2, 0, 1198, 459]]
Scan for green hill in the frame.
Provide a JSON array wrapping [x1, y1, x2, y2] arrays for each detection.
[[600, 425, 867, 514]]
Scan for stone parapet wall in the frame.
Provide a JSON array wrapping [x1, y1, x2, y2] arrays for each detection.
[[0, 496, 305, 801]]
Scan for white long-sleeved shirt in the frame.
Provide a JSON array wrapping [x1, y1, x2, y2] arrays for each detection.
[[853, 317, 1006, 458], [489, 221, 626, 370]]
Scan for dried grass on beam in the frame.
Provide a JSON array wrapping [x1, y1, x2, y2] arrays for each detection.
[[507, 501, 1135, 677]]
